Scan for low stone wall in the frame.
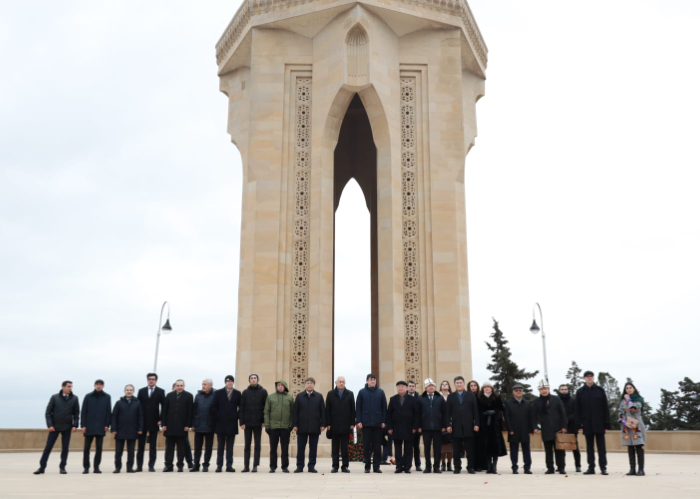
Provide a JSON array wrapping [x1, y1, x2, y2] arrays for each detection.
[[1, 429, 699, 455]]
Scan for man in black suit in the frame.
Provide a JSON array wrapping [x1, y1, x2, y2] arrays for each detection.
[[387, 380, 419, 473], [325, 376, 356, 473], [136, 373, 165, 472], [445, 376, 480, 474], [161, 379, 194, 472], [406, 380, 423, 472]]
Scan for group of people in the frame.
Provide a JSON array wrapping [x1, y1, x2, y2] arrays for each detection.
[[34, 370, 648, 477]]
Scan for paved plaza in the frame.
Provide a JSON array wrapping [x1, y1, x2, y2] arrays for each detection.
[[2, 451, 699, 498]]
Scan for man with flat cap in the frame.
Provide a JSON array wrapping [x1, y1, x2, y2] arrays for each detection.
[[575, 370, 610, 475], [212, 375, 241, 472], [387, 381, 419, 473], [80, 379, 112, 474], [504, 383, 534, 474]]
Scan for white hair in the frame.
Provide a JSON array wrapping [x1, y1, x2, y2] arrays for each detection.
[[203, 378, 213, 386]]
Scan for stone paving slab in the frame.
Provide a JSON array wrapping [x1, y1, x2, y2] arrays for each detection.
[[2, 451, 700, 498]]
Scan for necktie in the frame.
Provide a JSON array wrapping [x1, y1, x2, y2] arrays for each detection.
[[149, 388, 153, 398]]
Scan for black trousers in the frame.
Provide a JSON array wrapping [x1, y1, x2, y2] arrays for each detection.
[[194, 432, 214, 467], [362, 426, 383, 470], [412, 432, 422, 467], [244, 426, 262, 467], [566, 432, 581, 468], [452, 436, 475, 470], [83, 435, 104, 470], [269, 429, 290, 470], [216, 434, 235, 467], [509, 441, 532, 471], [164, 436, 187, 468], [137, 429, 158, 468], [296, 432, 319, 469], [585, 432, 607, 469], [543, 439, 566, 471], [394, 438, 413, 471], [39, 430, 71, 469], [115, 439, 136, 470], [422, 430, 442, 470], [331, 433, 350, 469]]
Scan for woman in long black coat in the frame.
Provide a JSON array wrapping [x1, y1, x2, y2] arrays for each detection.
[[476, 382, 507, 474], [111, 385, 143, 473]]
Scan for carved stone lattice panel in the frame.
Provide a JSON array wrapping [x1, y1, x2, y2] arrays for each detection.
[[290, 76, 311, 396], [400, 76, 421, 385]]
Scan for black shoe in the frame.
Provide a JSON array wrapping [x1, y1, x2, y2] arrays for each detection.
[[331, 468, 338, 473], [559, 469, 567, 475], [416, 466, 422, 472], [294, 468, 303, 473], [636, 469, 645, 476], [475, 468, 483, 472], [341, 467, 350, 473], [434, 467, 442, 474], [441, 463, 446, 472], [252, 466, 258, 473], [374, 469, 382, 473], [215, 466, 222, 473], [404, 469, 411, 474], [423, 468, 431, 474], [308, 468, 317, 473], [242, 467, 250, 473], [601, 468, 609, 476], [33, 468, 45, 475], [226, 466, 235, 472], [576, 466, 582, 473], [202, 466, 209, 472], [447, 463, 453, 472], [82, 469, 89, 474], [583, 468, 595, 475], [59, 469, 67, 475], [395, 469, 403, 474], [189, 465, 200, 472], [454, 468, 461, 474], [282, 468, 289, 473], [94, 468, 102, 474], [136, 466, 143, 472], [113, 469, 120, 474], [162, 467, 174, 472], [512, 468, 519, 475], [524, 469, 532, 474], [177, 467, 184, 473], [545, 469, 555, 475], [127, 469, 136, 473], [364, 468, 370, 474], [467, 468, 476, 474]]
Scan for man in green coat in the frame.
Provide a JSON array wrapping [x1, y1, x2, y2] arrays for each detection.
[[264, 380, 294, 472]]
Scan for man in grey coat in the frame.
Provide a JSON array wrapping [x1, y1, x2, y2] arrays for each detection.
[[190, 379, 216, 472], [35, 381, 80, 474], [532, 380, 568, 474]]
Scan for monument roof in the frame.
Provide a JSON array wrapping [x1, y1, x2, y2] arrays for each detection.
[[215, 0, 487, 76]]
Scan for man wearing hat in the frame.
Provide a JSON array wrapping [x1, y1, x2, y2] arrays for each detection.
[[575, 371, 610, 475], [387, 381, 419, 473], [504, 383, 534, 474], [532, 379, 568, 474], [136, 373, 166, 472], [240, 373, 268, 472], [417, 378, 446, 473], [80, 379, 112, 474], [212, 375, 241, 472]]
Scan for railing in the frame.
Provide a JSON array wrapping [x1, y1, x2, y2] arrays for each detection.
[[215, 0, 488, 69]]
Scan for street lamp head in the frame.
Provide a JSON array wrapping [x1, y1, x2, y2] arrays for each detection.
[[529, 319, 540, 335], [162, 319, 172, 333]]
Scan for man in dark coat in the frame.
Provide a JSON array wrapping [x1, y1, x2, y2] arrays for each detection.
[[575, 370, 611, 475], [111, 384, 144, 473], [504, 384, 534, 474], [355, 373, 387, 473], [136, 372, 166, 472], [445, 376, 480, 474], [240, 373, 268, 472], [212, 375, 241, 472], [532, 380, 568, 474], [80, 379, 111, 474], [190, 378, 216, 472], [35, 381, 79, 474], [325, 376, 356, 473], [417, 378, 446, 473], [558, 384, 582, 472], [161, 379, 194, 472], [387, 381, 419, 473], [292, 377, 326, 472], [406, 380, 422, 471]]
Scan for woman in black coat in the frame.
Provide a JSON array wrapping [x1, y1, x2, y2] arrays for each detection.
[[111, 385, 143, 473], [477, 382, 507, 474]]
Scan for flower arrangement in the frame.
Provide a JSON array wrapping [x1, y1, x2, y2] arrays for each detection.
[[348, 426, 364, 462]]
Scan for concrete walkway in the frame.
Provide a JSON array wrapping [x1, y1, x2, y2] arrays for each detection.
[[3, 451, 699, 498]]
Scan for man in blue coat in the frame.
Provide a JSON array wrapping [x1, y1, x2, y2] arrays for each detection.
[[80, 379, 111, 474], [356, 374, 387, 473]]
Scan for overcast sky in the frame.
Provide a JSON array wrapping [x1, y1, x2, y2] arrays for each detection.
[[1, 1, 698, 428]]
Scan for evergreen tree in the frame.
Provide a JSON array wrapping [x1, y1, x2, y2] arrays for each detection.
[[485, 318, 539, 401], [676, 377, 700, 430], [565, 361, 583, 392], [597, 372, 622, 430], [650, 388, 680, 430]]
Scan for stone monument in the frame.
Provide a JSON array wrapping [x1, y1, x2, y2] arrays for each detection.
[[216, 0, 487, 399]]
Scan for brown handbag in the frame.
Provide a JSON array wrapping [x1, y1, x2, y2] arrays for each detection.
[[555, 432, 577, 451]]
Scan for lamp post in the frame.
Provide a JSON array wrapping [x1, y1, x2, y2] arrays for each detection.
[[529, 302, 548, 384], [153, 301, 172, 373]]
